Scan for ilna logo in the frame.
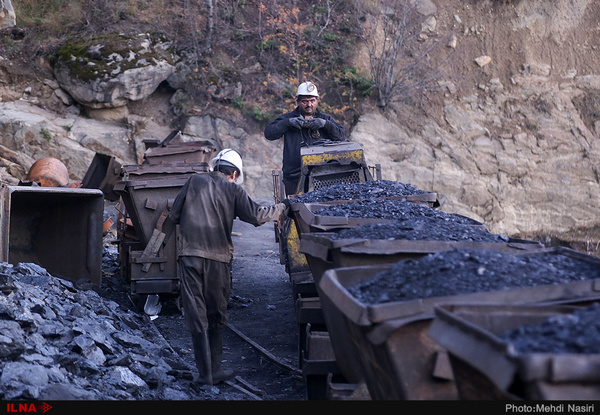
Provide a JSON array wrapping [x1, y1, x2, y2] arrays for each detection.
[[6, 403, 52, 413]]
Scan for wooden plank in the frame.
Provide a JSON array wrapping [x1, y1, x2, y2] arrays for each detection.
[[140, 229, 166, 272]]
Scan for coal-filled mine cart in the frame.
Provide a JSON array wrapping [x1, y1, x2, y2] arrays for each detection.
[[299, 229, 545, 388], [428, 302, 600, 400], [318, 247, 600, 400]]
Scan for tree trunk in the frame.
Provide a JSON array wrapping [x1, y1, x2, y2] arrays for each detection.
[[204, 0, 214, 52]]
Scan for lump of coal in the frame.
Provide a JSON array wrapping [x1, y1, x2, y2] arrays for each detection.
[[0, 261, 194, 400], [348, 248, 600, 305], [293, 180, 429, 203], [314, 198, 481, 225], [331, 217, 507, 242], [499, 303, 600, 355]]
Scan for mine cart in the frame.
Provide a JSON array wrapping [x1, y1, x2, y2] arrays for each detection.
[[295, 142, 378, 195], [143, 140, 215, 165], [79, 132, 218, 305], [81, 152, 122, 202], [299, 231, 545, 389], [0, 184, 104, 285], [300, 232, 544, 286], [272, 142, 381, 279], [428, 303, 600, 400], [114, 162, 210, 299], [318, 247, 600, 400]]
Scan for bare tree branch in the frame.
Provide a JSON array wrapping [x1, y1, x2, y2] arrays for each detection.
[[316, 0, 332, 38], [352, 0, 451, 110], [184, 0, 201, 65]]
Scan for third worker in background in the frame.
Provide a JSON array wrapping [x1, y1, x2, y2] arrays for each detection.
[[264, 81, 347, 196]]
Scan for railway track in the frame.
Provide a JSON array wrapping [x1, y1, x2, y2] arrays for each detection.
[[125, 218, 306, 400], [143, 305, 302, 400]]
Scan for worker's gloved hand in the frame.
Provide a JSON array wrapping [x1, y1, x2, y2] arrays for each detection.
[[281, 198, 294, 218], [288, 117, 305, 130], [307, 118, 326, 130]]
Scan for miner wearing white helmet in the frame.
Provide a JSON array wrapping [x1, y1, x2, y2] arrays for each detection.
[[265, 81, 346, 195], [210, 148, 244, 184], [162, 148, 288, 386]]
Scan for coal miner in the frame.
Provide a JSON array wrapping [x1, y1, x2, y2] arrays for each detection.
[[264, 81, 347, 196], [162, 149, 288, 386]]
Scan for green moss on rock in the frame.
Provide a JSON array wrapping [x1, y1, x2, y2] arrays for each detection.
[[56, 33, 175, 82]]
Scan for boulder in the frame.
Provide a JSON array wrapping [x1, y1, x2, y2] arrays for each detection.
[[53, 34, 178, 115], [0, 0, 15, 29]]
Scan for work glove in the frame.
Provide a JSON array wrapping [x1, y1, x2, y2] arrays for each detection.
[[307, 118, 326, 131], [281, 198, 294, 218], [288, 117, 305, 130]]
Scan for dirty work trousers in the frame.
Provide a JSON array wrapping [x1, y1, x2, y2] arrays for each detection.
[[177, 256, 231, 333], [283, 174, 300, 197]]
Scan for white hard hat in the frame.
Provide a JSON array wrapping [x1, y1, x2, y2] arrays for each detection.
[[211, 148, 244, 184], [296, 81, 319, 97]]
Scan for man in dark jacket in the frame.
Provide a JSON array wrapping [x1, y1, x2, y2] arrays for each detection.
[[264, 81, 347, 195], [163, 148, 287, 386]]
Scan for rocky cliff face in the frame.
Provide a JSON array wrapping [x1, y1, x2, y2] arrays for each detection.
[[0, 0, 598, 236]]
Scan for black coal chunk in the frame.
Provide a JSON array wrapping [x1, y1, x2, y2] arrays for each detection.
[[293, 180, 428, 203], [0, 261, 193, 400], [348, 248, 600, 305], [314, 198, 481, 225], [499, 303, 600, 354], [331, 217, 506, 242]]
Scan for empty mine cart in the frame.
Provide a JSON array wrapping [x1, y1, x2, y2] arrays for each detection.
[[113, 162, 210, 301], [0, 184, 104, 286]]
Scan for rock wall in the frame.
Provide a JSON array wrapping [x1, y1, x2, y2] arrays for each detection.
[[0, 0, 599, 237], [351, 70, 600, 235]]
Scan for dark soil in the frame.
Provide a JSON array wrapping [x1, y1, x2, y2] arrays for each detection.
[[348, 248, 600, 305]]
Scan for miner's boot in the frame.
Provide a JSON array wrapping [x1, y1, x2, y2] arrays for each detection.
[[191, 331, 213, 385], [209, 326, 235, 384]]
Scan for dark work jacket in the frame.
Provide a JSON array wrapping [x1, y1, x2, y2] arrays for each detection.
[[264, 107, 346, 179], [166, 172, 285, 263]]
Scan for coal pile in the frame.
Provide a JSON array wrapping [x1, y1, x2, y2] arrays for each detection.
[[0, 261, 206, 401], [348, 248, 600, 305], [313, 198, 481, 225], [292, 180, 429, 203], [499, 303, 600, 354], [331, 216, 507, 242]]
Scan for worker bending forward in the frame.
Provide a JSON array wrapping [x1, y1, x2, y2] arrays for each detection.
[[163, 149, 287, 385]]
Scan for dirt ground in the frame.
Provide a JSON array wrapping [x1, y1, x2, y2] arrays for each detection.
[[124, 214, 307, 401]]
